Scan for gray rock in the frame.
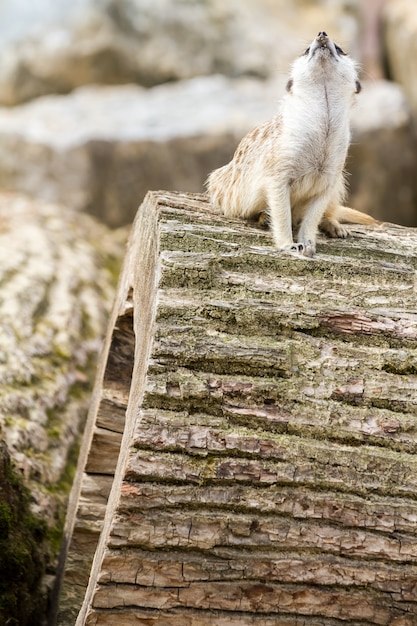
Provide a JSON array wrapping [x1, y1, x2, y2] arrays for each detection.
[[0, 0, 360, 105], [0, 75, 414, 227], [0, 76, 281, 227], [0, 0, 279, 105], [384, 0, 417, 118], [349, 79, 417, 226]]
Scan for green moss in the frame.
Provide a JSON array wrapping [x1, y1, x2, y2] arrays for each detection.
[[55, 439, 80, 497], [103, 251, 123, 286], [0, 446, 47, 626]]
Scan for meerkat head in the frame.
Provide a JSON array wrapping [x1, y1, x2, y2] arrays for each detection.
[[286, 32, 361, 97]]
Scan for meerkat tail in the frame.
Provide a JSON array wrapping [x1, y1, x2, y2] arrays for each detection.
[[333, 205, 380, 225]]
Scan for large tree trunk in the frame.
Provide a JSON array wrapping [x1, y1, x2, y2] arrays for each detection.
[[58, 190, 417, 625]]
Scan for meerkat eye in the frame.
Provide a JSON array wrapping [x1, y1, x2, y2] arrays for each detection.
[[335, 44, 346, 56], [303, 46, 310, 56]]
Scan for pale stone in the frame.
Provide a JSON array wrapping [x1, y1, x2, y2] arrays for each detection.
[[384, 0, 417, 117], [0, 76, 414, 228], [349, 79, 417, 225], [0, 0, 360, 105], [0, 77, 280, 226]]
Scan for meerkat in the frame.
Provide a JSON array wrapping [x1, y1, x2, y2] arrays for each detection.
[[207, 32, 377, 257]]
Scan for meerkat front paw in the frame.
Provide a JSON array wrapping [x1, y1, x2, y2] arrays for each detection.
[[298, 241, 316, 257], [283, 241, 316, 257]]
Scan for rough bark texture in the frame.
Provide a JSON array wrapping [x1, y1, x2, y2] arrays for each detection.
[[0, 191, 125, 624], [59, 191, 417, 625]]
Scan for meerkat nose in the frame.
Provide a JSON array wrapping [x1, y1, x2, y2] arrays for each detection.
[[317, 31, 328, 39]]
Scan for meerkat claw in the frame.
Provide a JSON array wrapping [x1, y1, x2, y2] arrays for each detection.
[[320, 218, 349, 238], [286, 242, 315, 257], [289, 243, 305, 254]]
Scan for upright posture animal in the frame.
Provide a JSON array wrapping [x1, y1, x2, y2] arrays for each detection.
[[207, 32, 376, 257]]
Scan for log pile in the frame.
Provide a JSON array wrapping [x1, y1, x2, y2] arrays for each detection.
[[58, 191, 417, 625]]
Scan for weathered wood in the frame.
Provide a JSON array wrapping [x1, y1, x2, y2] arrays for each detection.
[[59, 190, 417, 625], [56, 302, 135, 623]]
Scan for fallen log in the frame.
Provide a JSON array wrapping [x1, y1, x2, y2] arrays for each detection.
[[0, 192, 125, 625], [58, 190, 417, 625]]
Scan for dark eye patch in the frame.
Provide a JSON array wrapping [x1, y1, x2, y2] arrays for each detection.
[[303, 46, 310, 56], [335, 44, 346, 56]]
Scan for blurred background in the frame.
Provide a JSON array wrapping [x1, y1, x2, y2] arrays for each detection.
[[0, 0, 415, 227], [2, 3, 417, 624]]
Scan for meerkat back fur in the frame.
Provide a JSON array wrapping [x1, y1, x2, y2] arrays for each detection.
[[207, 32, 377, 257]]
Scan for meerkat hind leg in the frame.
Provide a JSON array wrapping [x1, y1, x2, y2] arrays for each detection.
[[319, 215, 348, 238], [247, 211, 270, 230]]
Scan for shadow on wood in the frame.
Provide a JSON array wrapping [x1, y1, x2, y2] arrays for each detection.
[[57, 190, 417, 626]]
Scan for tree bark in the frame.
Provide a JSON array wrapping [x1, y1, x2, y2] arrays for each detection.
[[59, 190, 417, 626]]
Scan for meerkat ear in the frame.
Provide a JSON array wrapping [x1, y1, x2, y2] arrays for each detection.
[[286, 79, 294, 93], [355, 80, 362, 94]]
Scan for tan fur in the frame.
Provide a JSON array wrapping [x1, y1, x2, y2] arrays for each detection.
[[207, 33, 377, 257], [321, 205, 379, 238]]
